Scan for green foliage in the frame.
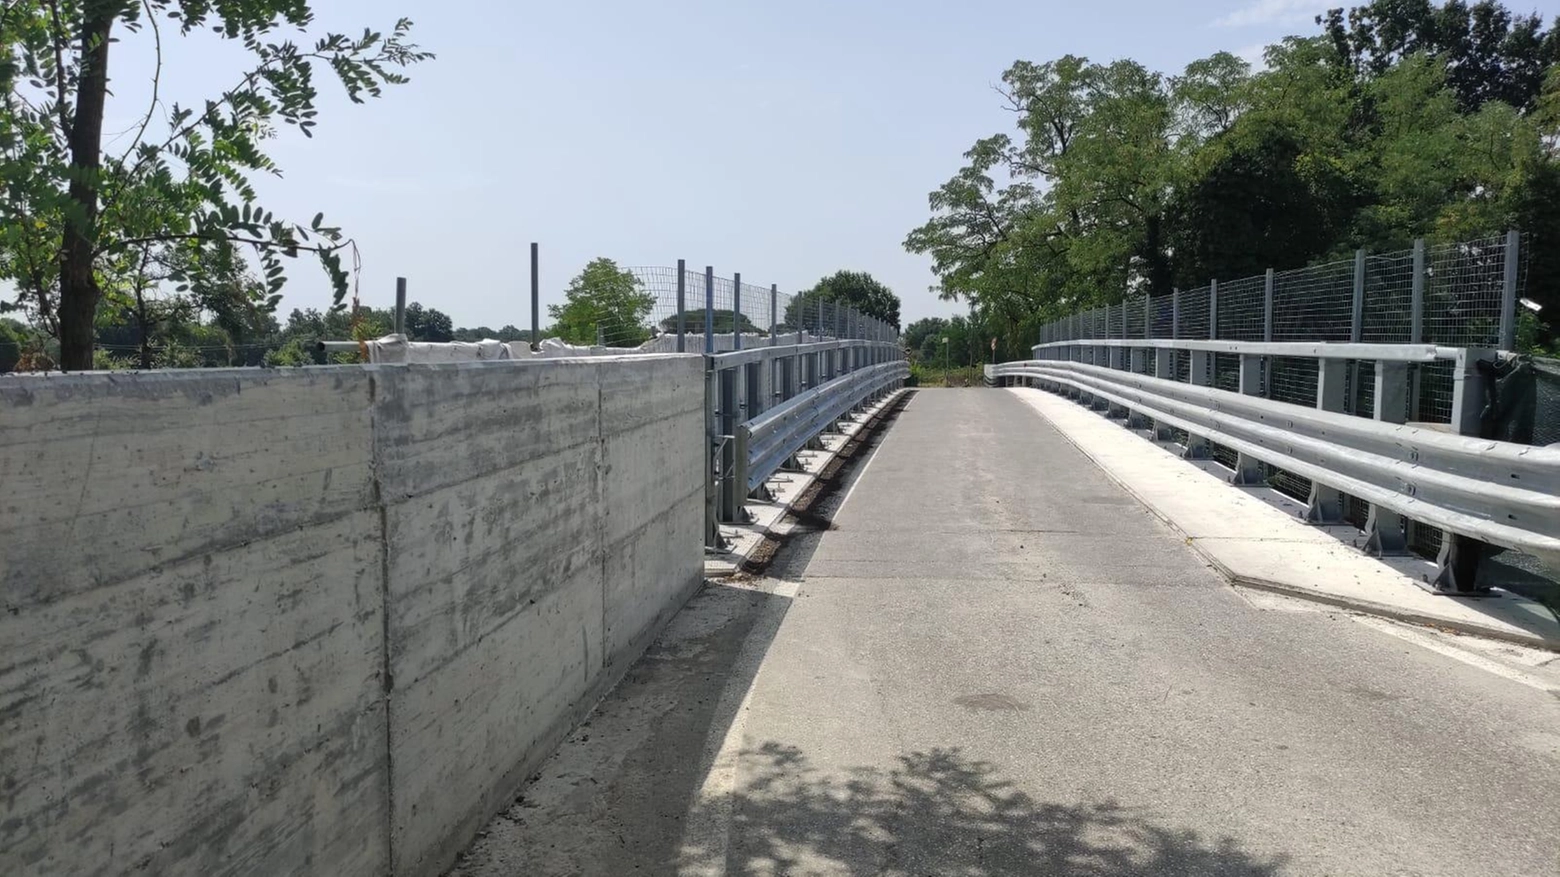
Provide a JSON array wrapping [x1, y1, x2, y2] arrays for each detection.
[[1318, 0, 1559, 112], [548, 258, 655, 347], [668, 310, 761, 335], [795, 270, 901, 329], [0, 2, 431, 367], [0, 318, 28, 372], [263, 337, 313, 367], [907, 0, 1560, 349]]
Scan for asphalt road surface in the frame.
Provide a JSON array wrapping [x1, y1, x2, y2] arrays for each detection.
[[451, 388, 1560, 877]]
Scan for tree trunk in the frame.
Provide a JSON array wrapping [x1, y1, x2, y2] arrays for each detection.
[[57, 11, 114, 371]]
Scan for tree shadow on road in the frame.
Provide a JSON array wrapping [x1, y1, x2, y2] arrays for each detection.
[[680, 741, 1288, 876]]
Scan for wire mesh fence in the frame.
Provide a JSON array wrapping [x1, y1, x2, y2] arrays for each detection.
[[1037, 231, 1523, 353], [1217, 276, 1266, 341], [628, 265, 897, 352], [1029, 231, 1529, 565]]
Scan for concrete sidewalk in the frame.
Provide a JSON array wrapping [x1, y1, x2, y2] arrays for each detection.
[[1008, 386, 1560, 651]]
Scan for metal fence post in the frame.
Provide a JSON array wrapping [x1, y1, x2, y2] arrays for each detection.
[[733, 272, 742, 351], [1410, 240, 1425, 344], [1350, 248, 1365, 344], [1263, 269, 1274, 343], [704, 266, 715, 354], [769, 284, 778, 347], [1208, 279, 1218, 340], [395, 277, 407, 336], [1500, 229, 1519, 350], [1171, 289, 1180, 341], [676, 259, 687, 353], [529, 244, 539, 350]]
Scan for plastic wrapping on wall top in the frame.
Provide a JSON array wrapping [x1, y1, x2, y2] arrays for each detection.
[[360, 331, 826, 364]]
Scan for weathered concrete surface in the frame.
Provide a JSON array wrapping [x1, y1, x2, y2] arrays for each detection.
[[380, 357, 705, 877], [450, 388, 1560, 877], [0, 369, 390, 877], [1, 356, 705, 877]]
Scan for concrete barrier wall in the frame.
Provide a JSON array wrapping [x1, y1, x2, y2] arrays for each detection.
[[0, 355, 706, 877]]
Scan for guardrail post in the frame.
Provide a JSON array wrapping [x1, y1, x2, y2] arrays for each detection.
[[1230, 354, 1266, 485], [1499, 229, 1519, 351], [718, 362, 743, 524], [1305, 359, 1348, 523], [1183, 348, 1213, 458], [1126, 344, 1150, 428], [1363, 361, 1410, 556], [704, 356, 723, 549], [1180, 350, 1215, 458], [1151, 347, 1175, 439], [1433, 347, 1499, 592]]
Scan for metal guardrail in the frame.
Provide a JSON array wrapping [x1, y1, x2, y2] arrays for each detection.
[[742, 361, 908, 492], [988, 340, 1560, 593], [706, 340, 905, 547]]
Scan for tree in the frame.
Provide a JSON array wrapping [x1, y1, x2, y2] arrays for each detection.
[[403, 302, 453, 342], [907, 1, 1560, 348], [0, 3, 431, 370], [549, 258, 655, 347], [663, 310, 760, 335], [1318, 0, 1559, 112], [903, 317, 948, 355], [796, 270, 902, 329]]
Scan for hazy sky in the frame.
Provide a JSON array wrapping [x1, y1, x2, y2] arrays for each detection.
[[99, 0, 1560, 329]]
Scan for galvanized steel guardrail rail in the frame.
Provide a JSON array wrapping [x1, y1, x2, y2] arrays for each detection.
[[706, 340, 906, 547], [987, 340, 1560, 592]]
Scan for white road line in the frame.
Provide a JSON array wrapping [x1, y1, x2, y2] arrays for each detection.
[[1352, 616, 1560, 694], [677, 578, 800, 876]]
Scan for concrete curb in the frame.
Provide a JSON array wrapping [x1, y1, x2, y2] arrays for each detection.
[[1007, 387, 1560, 653]]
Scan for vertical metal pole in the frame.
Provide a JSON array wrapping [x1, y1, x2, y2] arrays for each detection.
[[704, 266, 714, 354], [1171, 289, 1180, 341], [1263, 269, 1275, 343], [733, 272, 742, 351], [1410, 239, 1425, 344], [1208, 279, 1219, 340], [1350, 248, 1366, 343], [1307, 359, 1348, 523], [769, 284, 778, 347], [1500, 229, 1519, 350], [1144, 294, 1152, 340], [676, 259, 687, 353], [394, 277, 407, 336], [529, 243, 539, 350]]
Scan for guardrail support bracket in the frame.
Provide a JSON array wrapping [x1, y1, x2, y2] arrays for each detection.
[[1430, 534, 1489, 595], [1364, 507, 1410, 557], [1304, 485, 1345, 523]]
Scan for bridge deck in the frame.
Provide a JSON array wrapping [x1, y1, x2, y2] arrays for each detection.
[[453, 388, 1560, 877]]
